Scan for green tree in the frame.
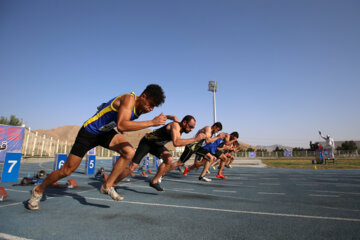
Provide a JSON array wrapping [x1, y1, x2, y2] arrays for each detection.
[[0, 115, 23, 126], [247, 147, 255, 152], [338, 141, 358, 151], [293, 147, 305, 152], [273, 146, 285, 152], [0, 116, 7, 124], [256, 148, 268, 153]]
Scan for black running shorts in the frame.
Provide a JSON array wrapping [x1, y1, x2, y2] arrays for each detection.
[[179, 145, 210, 163], [70, 127, 117, 158], [214, 150, 223, 159], [132, 137, 168, 164]]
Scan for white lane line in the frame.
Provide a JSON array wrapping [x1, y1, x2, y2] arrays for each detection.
[[0, 188, 96, 209], [321, 206, 360, 212], [172, 188, 194, 191], [84, 196, 360, 222], [164, 178, 245, 187], [258, 192, 285, 195], [213, 190, 236, 193], [118, 183, 253, 201], [313, 190, 360, 195], [0, 202, 25, 208], [0, 233, 32, 240], [4, 189, 28, 193], [308, 194, 339, 198], [259, 183, 280, 186]]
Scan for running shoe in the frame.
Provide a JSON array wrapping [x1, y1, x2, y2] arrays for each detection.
[[228, 164, 232, 168], [100, 185, 124, 201], [199, 176, 212, 182], [206, 170, 211, 174], [28, 186, 43, 210], [212, 166, 216, 170], [140, 171, 148, 177], [183, 167, 189, 176], [149, 182, 164, 191], [216, 174, 227, 179]]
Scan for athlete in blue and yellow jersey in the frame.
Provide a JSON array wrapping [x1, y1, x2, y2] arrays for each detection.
[[83, 92, 140, 134], [28, 84, 167, 210]]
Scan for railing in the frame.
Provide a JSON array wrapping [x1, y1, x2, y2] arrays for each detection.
[[21, 128, 359, 159], [22, 128, 118, 158]]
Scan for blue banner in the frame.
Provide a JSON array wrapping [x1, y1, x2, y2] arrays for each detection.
[[0, 125, 25, 163], [249, 152, 256, 158], [88, 148, 96, 155], [285, 152, 293, 157]]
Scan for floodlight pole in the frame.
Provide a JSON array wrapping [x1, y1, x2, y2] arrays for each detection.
[[208, 81, 217, 123], [212, 88, 216, 123]]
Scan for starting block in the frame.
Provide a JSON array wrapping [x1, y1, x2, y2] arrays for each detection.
[[141, 171, 148, 177], [67, 179, 78, 188], [103, 173, 108, 181], [0, 187, 8, 201]]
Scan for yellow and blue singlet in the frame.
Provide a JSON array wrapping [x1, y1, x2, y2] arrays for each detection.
[[83, 92, 139, 134]]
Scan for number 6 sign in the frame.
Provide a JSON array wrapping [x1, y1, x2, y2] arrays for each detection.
[[1, 152, 22, 182], [54, 154, 67, 170]]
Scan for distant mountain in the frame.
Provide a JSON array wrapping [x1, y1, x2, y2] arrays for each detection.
[[255, 144, 293, 152], [34, 125, 152, 148], [34, 125, 81, 142]]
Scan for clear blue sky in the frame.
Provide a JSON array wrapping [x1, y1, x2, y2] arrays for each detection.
[[1, 0, 359, 147]]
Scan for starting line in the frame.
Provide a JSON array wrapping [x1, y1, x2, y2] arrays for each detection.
[[83, 196, 360, 223], [0, 233, 32, 240]]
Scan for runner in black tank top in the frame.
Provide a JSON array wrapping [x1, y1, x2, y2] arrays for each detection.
[[113, 115, 206, 192]]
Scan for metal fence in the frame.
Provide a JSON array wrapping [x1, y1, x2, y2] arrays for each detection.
[[233, 150, 359, 158], [22, 128, 118, 158], [21, 128, 359, 159]]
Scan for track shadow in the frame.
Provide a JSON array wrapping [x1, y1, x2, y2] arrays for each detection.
[[116, 186, 158, 196], [24, 187, 110, 210], [87, 181, 157, 196]]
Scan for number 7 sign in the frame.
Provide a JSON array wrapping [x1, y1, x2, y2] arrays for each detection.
[[1, 152, 22, 182]]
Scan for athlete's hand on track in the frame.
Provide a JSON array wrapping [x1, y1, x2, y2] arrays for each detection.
[[152, 113, 167, 126]]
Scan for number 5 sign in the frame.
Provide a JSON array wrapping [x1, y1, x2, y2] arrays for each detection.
[[85, 155, 96, 175], [1, 152, 22, 182]]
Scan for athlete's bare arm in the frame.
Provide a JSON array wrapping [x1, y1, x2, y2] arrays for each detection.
[[170, 123, 206, 147], [114, 95, 166, 132], [201, 126, 223, 144], [165, 115, 180, 122]]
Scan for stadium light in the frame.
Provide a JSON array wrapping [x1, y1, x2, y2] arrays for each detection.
[[208, 81, 218, 123]]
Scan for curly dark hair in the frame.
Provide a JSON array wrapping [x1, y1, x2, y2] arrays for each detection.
[[230, 131, 239, 139], [212, 122, 223, 131], [141, 84, 166, 106]]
